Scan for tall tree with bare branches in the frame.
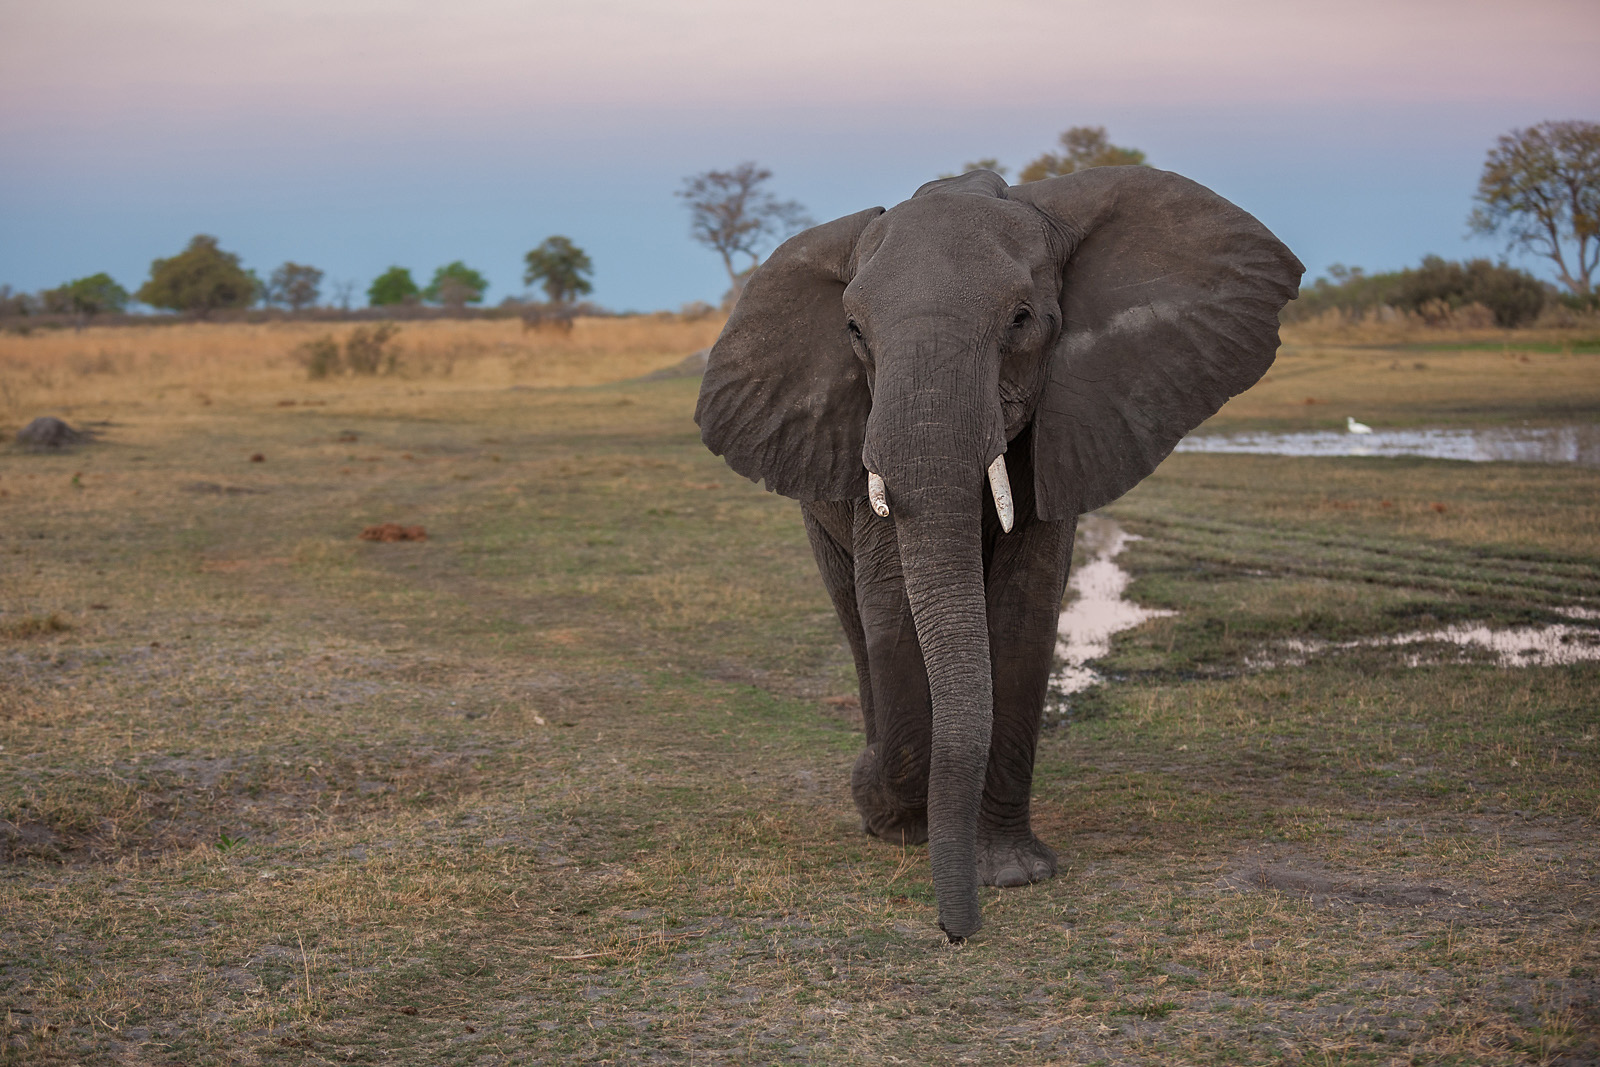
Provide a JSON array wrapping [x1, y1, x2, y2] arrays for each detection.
[[1470, 120, 1600, 297], [677, 163, 812, 302]]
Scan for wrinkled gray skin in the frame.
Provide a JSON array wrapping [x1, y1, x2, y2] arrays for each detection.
[[696, 167, 1303, 941]]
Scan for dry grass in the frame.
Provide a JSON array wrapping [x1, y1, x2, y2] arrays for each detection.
[[0, 315, 724, 426], [1213, 325, 1600, 431], [1280, 315, 1600, 348], [1, 319, 1596, 1064]]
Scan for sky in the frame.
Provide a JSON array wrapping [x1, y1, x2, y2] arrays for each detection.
[[2, 0, 1598, 312]]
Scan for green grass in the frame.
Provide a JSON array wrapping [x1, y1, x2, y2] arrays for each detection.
[[2, 344, 1597, 1064]]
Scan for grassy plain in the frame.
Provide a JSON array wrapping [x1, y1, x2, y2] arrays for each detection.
[[1, 318, 1597, 1064]]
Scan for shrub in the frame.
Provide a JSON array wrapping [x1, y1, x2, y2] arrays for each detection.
[[1393, 256, 1548, 327], [297, 335, 341, 379], [1285, 256, 1551, 327], [343, 323, 401, 375]]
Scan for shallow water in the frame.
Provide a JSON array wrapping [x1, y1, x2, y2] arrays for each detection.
[[1052, 516, 1175, 697], [1174, 424, 1600, 465], [1052, 521, 1600, 696]]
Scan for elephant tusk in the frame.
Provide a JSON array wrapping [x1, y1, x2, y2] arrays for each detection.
[[987, 454, 1014, 533], [867, 471, 890, 518]]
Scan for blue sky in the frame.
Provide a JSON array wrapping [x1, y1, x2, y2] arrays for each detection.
[[3, 0, 1597, 311]]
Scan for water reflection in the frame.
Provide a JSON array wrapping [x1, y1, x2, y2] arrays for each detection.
[[1175, 424, 1600, 465]]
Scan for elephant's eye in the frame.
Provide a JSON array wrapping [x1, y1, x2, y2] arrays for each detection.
[[846, 320, 870, 360], [1010, 308, 1032, 331]]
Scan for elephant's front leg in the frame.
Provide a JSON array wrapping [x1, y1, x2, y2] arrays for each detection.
[[977, 507, 1077, 888]]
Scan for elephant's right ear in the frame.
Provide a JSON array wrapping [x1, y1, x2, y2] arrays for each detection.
[[696, 207, 884, 500]]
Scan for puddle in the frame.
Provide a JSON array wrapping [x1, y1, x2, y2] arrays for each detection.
[[1175, 424, 1600, 465], [1053, 515, 1175, 697], [1249, 609, 1600, 671], [1052, 521, 1600, 698]]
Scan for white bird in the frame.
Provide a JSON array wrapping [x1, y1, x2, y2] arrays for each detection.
[[1347, 416, 1374, 435]]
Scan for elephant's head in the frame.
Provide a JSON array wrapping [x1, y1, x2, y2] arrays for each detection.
[[695, 166, 1303, 938]]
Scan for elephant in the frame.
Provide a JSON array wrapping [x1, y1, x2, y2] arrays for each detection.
[[695, 166, 1302, 941]]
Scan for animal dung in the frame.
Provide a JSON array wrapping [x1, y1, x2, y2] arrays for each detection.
[[249, 453, 265, 462], [359, 523, 427, 543]]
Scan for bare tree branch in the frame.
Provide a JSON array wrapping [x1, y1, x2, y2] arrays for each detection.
[[1470, 121, 1600, 297]]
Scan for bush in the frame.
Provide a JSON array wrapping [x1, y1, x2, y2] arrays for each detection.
[[1393, 256, 1547, 327], [296, 323, 401, 379], [1285, 256, 1551, 327], [343, 323, 401, 375], [297, 335, 342, 379]]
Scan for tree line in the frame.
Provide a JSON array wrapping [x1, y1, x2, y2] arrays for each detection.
[[4, 120, 1592, 326], [0, 235, 597, 324]]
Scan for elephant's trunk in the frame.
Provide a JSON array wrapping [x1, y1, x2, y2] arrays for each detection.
[[893, 481, 991, 939], [862, 325, 1007, 940]]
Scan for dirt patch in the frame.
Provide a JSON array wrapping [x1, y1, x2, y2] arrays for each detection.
[[198, 557, 291, 573], [1225, 860, 1471, 910], [0, 821, 67, 863], [182, 481, 267, 495], [359, 523, 428, 543]]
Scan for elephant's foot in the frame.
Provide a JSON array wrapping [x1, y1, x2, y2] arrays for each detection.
[[851, 744, 928, 846], [977, 832, 1057, 888]]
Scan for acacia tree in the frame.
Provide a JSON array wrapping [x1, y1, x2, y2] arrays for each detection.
[[264, 262, 324, 311], [523, 236, 593, 305], [136, 235, 257, 316], [1470, 120, 1600, 297], [1019, 126, 1147, 183], [677, 163, 812, 299]]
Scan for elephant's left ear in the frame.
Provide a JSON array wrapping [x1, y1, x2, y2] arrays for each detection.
[[696, 207, 884, 501], [1010, 167, 1303, 519]]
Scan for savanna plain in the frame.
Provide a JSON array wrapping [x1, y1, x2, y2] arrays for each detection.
[[1, 316, 1597, 1065]]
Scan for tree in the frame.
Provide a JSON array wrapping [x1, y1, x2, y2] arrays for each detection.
[[264, 262, 324, 311], [368, 266, 420, 307], [522, 236, 594, 305], [0, 285, 34, 317], [1470, 120, 1600, 297], [677, 162, 813, 297], [937, 158, 1010, 180], [423, 261, 488, 309], [1019, 126, 1148, 183], [135, 235, 258, 316], [42, 273, 130, 326]]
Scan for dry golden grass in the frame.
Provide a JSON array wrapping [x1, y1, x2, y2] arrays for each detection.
[[0, 315, 724, 426], [1213, 326, 1600, 430], [1280, 314, 1600, 347]]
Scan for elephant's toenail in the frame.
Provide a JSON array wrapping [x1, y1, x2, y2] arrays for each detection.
[[995, 865, 1029, 888]]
